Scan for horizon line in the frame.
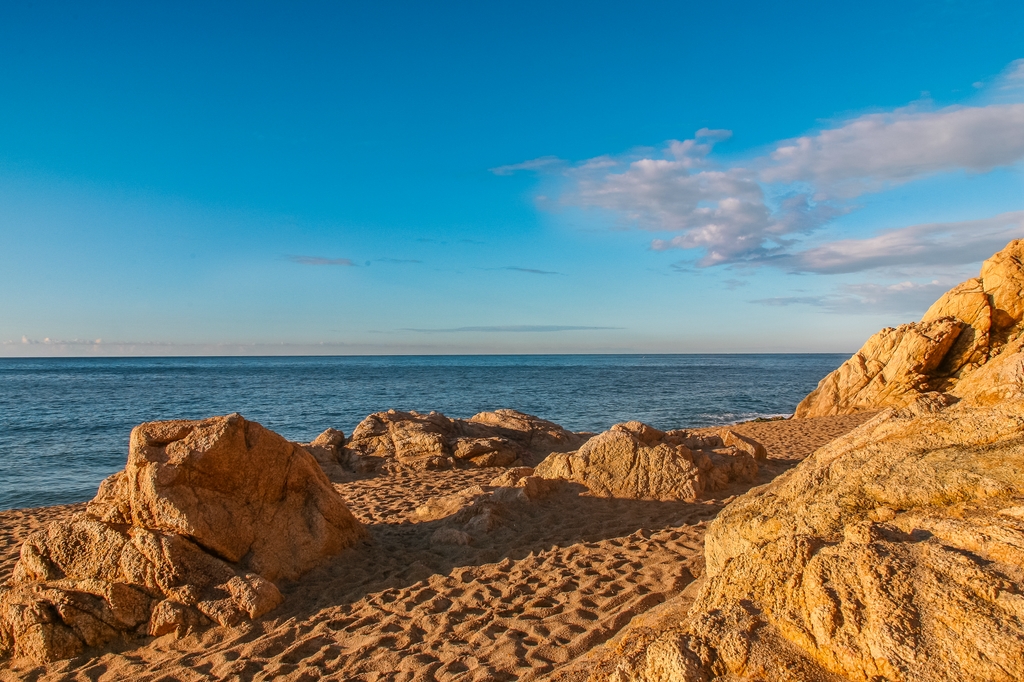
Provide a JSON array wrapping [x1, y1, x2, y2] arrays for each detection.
[[0, 351, 855, 359]]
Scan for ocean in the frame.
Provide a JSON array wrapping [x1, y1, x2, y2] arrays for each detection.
[[0, 354, 845, 511]]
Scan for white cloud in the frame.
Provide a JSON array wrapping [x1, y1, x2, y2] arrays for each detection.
[[506, 59, 1024, 268], [763, 103, 1024, 197], [777, 211, 1024, 274], [564, 130, 833, 265], [989, 58, 1024, 102]]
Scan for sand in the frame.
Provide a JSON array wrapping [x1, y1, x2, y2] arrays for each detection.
[[0, 413, 875, 681]]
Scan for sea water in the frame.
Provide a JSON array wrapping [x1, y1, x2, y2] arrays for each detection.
[[0, 354, 846, 511]]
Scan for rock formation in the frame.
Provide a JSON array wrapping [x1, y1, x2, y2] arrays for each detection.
[[589, 398, 1024, 682], [533, 422, 761, 501], [346, 408, 592, 470], [796, 239, 1024, 417], [0, 414, 365, 663]]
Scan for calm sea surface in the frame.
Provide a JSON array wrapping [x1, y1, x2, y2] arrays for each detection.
[[0, 354, 845, 511]]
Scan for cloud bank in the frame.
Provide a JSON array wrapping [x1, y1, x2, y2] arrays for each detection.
[[776, 211, 1024, 274], [499, 60, 1024, 273]]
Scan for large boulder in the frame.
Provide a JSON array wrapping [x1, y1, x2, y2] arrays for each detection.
[[590, 398, 1024, 682], [0, 414, 365, 663], [346, 408, 592, 470], [796, 239, 1024, 418], [533, 422, 761, 501]]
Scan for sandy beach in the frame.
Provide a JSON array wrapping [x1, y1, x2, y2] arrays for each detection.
[[0, 413, 874, 682]]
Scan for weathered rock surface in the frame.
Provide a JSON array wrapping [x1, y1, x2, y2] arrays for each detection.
[[796, 239, 1024, 417], [346, 408, 592, 470], [0, 414, 365, 663], [591, 399, 1024, 682], [533, 421, 761, 501], [952, 333, 1024, 406]]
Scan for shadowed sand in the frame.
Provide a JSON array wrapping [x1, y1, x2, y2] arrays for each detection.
[[0, 413, 874, 682]]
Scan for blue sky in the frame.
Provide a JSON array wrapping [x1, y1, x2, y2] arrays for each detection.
[[2, 0, 1023, 355]]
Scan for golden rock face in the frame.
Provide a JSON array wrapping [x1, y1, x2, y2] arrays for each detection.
[[0, 414, 365, 663], [591, 399, 1024, 682], [795, 239, 1024, 418]]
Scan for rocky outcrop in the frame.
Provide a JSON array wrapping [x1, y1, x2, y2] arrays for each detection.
[[796, 239, 1024, 417], [0, 414, 365, 663], [590, 398, 1024, 682], [346, 408, 592, 471], [533, 422, 761, 501]]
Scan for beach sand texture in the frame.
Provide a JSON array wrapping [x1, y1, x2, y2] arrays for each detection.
[[0, 413, 873, 681]]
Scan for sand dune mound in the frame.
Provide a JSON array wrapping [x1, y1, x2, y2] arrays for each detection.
[[796, 239, 1024, 418], [347, 408, 593, 471], [0, 414, 364, 663], [533, 422, 762, 501], [590, 398, 1024, 682]]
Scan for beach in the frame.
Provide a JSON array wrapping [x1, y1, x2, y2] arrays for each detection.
[[0, 413, 873, 681]]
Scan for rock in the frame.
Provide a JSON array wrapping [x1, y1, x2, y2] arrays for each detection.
[[348, 410, 457, 470], [430, 528, 472, 546], [489, 467, 536, 487], [796, 239, 1024, 418], [951, 334, 1024, 406], [467, 409, 595, 463], [591, 399, 1024, 682], [794, 317, 963, 418], [412, 473, 576, 545], [88, 414, 363, 581], [920, 278, 993, 372], [451, 437, 520, 467], [298, 428, 350, 479], [980, 238, 1024, 336], [516, 476, 565, 501], [533, 422, 760, 501], [310, 427, 345, 448], [0, 414, 365, 663], [347, 409, 591, 470], [719, 429, 768, 461], [411, 486, 508, 538], [410, 486, 490, 523]]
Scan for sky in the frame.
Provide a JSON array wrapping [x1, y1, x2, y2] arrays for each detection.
[[2, 0, 1023, 356]]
